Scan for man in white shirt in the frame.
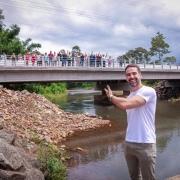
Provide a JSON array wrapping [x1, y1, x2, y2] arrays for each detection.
[[104, 64, 157, 180]]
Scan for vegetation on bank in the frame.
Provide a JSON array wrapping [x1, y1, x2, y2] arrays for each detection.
[[28, 132, 67, 180], [142, 80, 158, 88], [66, 82, 95, 90], [38, 142, 67, 180], [2, 82, 95, 95]]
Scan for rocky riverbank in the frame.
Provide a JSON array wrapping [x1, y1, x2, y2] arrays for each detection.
[[0, 85, 110, 147], [0, 85, 111, 179]]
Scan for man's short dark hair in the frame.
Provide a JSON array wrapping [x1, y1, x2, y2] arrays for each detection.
[[125, 64, 141, 74]]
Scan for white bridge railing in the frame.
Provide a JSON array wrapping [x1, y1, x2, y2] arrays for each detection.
[[0, 55, 179, 69]]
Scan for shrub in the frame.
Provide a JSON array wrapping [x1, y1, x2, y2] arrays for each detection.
[[37, 142, 67, 180]]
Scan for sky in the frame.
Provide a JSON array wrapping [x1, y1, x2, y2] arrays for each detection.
[[1, 0, 180, 61]]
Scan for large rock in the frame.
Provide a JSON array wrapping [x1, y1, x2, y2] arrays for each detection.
[[0, 170, 26, 180], [0, 130, 44, 180], [0, 129, 15, 144]]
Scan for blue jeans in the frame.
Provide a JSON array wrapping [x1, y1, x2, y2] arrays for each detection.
[[62, 59, 66, 66], [80, 59, 84, 67], [90, 60, 95, 67], [49, 58, 52, 65]]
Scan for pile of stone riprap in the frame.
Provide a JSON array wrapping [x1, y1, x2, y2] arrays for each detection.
[[0, 85, 110, 145]]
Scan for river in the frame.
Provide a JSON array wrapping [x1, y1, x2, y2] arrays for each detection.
[[50, 90, 180, 180]]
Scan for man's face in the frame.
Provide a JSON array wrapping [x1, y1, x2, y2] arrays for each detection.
[[125, 67, 142, 87]]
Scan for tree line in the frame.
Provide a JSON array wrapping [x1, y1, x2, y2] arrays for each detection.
[[117, 32, 176, 64]]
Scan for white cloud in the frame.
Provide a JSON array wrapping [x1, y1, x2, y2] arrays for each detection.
[[1, 0, 180, 61]]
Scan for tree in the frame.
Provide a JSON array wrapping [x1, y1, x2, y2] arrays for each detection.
[[0, 9, 41, 55], [22, 38, 41, 53], [0, 9, 5, 54], [163, 56, 176, 64], [150, 32, 171, 63], [0, 9, 5, 31], [1, 25, 41, 55], [0, 24, 24, 54], [118, 47, 151, 64], [72, 45, 81, 54], [133, 47, 151, 63]]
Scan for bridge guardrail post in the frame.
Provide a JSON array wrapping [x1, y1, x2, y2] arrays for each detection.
[[101, 58, 103, 68], [124, 59, 126, 67], [42, 56, 44, 66], [72, 57, 74, 67], [74, 57, 76, 67], [88, 57, 90, 67], [57, 56, 60, 66], [169, 62, 171, 69], [4, 55, 7, 66], [24, 55, 26, 66], [144, 60, 146, 68], [153, 61, 155, 69], [113, 59, 115, 68], [161, 62, 163, 69]]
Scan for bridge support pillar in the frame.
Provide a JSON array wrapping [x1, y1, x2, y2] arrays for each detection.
[[123, 91, 130, 96], [94, 81, 130, 105]]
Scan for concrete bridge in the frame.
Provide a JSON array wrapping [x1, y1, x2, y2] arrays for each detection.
[[1, 56, 180, 82], [1, 61, 180, 102], [0, 65, 180, 83]]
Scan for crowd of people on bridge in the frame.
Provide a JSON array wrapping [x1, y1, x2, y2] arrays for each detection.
[[0, 50, 125, 67]]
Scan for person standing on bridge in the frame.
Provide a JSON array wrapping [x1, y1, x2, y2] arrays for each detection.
[[44, 52, 49, 66], [108, 56, 112, 67], [1, 52, 6, 61], [80, 53, 85, 67], [10, 53, 17, 66], [48, 51, 53, 66], [104, 64, 157, 180], [25, 52, 30, 66], [18, 53, 23, 61], [52, 52, 58, 66], [31, 53, 36, 66]]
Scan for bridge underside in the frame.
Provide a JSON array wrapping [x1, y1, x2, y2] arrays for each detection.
[[94, 80, 180, 104], [94, 81, 131, 105], [94, 80, 130, 91]]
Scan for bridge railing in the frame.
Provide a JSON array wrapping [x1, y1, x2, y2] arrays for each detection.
[[0, 55, 179, 69]]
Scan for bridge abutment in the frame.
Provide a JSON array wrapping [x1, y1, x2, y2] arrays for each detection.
[[156, 80, 180, 99]]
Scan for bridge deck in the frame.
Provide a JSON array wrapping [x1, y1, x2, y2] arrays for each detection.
[[0, 65, 180, 83]]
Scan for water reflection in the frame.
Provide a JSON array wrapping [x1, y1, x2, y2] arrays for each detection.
[[66, 126, 125, 168], [49, 90, 180, 180]]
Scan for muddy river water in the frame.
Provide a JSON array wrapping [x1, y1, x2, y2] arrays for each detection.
[[50, 90, 180, 180]]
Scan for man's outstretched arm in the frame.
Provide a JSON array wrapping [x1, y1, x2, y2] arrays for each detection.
[[104, 85, 146, 110]]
